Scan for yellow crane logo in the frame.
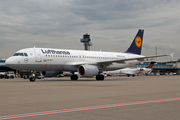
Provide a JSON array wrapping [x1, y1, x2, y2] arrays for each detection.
[[135, 36, 142, 48]]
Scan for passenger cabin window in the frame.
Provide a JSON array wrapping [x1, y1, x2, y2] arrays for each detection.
[[13, 53, 28, 56]]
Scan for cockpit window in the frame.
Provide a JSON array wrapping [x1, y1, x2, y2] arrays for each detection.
[[13, 53, 20, 56], [13, 53, 28, 56], [24, 53, 28, 56]]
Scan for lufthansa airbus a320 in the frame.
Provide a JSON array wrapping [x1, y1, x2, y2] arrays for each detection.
[[5, 29, 173, 82]]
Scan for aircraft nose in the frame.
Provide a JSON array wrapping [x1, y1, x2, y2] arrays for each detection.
[[5, 57, 15, 68]]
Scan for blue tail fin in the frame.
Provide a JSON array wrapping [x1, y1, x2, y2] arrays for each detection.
[[125, 29, 144, 55]]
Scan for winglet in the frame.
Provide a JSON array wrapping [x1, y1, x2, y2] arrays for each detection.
[[170, 52, 174, 58]]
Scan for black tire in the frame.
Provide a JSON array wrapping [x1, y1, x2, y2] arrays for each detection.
[[70, 75, 78, 80], [4, 76, 9, 79], [96, 75, 100, 80], [29, 77, 36, 82], [96, 75, 104, 81], [23, 76, 27, 79], [100, 75, 104, 80]]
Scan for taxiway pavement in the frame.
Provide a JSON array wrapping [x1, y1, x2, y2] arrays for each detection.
[[0, 76, 180, 120]]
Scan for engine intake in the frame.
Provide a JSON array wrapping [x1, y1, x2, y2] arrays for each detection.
[[78, 65, 99, 77]]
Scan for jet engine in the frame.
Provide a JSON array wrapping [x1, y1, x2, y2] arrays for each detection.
[[78, 65, 99, 77]]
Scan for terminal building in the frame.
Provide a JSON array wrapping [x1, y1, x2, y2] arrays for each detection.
[[134, 59, 180, 75]]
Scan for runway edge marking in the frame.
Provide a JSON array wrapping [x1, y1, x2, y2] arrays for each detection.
[[1, 97, 180, 119]]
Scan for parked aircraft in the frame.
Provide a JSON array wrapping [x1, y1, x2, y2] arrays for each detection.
[[140, 61, 156, 75], [104, 61, 156, 77], [5, 29, 172, 82]]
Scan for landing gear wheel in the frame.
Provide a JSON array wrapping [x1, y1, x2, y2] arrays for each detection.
[[96, 75, 104, 81], [24, 76, 27, 79], [29, 77, 36, 82], [70, 75, 78, 80]]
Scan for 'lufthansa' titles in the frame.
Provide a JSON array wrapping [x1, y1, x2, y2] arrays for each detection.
[[41, 49, 70, 55]]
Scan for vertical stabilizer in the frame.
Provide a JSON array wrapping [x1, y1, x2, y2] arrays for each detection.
[[125, 29, 144, 55], [146, 61, 156, 68]]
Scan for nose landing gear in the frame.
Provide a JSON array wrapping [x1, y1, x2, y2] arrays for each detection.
[[29, 73, 36, 82]]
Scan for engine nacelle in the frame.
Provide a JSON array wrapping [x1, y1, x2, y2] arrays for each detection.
[[78, 65, 99, 77], [41, 71, 62, 77]]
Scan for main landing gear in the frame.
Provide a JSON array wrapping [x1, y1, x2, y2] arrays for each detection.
[[70, 75, 78, 80], [127, 74, 135, 77], [70, 74, 104, 81], [96, 75, 104, 81]]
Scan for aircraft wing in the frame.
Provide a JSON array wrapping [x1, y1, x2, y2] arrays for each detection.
[[134, 53, 173, 61], [66, 53, 172, 66], [94, 53, 172, 65]]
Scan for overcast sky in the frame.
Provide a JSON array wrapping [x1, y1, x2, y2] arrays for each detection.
[[0, 0, 179, 61]]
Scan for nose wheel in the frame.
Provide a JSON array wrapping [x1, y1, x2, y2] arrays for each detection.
[[29, 73, 36, 82], [29, 77, 36, 82]]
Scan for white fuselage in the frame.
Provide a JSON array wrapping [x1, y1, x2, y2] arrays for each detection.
[[104, 67, 152, 76], [6, 48, 144, 72]]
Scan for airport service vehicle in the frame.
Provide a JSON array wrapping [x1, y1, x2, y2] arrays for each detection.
[[5, 29, 172, 82], [0, 71, 15, 79], [104, 61, 156, 77]]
